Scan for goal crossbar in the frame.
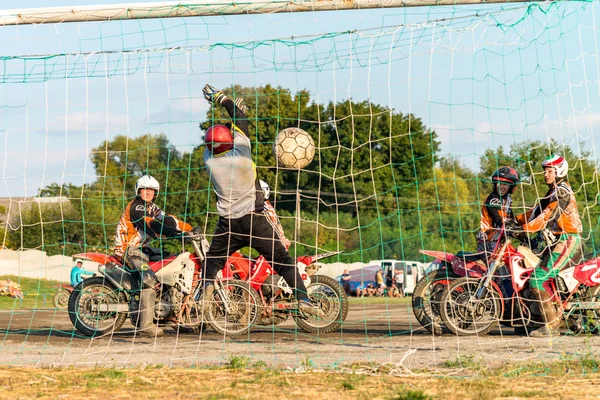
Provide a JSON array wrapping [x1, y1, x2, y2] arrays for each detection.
[[0, 0, 549, 26]]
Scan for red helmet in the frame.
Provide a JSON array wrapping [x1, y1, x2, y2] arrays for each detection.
[[204, 124, 234, 154]]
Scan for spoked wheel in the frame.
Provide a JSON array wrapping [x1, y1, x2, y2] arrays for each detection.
[[579, 285, 600, 334], [412, 269, 457, 335], [294, 275, 349, 334], [207, 280, 260, 336], [68, 277, 128, 337], [53, 289, 71, 310], [440, 277, 502, 336]]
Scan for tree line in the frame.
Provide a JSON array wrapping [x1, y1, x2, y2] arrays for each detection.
[[3, 84, 600, 263]]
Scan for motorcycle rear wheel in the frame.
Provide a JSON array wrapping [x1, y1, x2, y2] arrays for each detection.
[[68, 277, 128, 337], [412, 268, 457, 335], [440, 277, 502, 336], [294, 274, 349, 334], [207, 280, 260, 336], [53, 289, 71, 310]]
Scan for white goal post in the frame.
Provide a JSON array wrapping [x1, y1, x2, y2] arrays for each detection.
[[0, 0, 547, 26]]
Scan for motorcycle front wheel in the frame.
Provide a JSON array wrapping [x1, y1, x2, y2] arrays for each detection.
[[412, 268, 457, 335], [68, 276, 128, 337], [294, 274, 349, 334], [440, 277, 502, 336], [207, 280, 260, 336]]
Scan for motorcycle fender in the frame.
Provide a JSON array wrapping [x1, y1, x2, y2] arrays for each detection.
[[574, 258, 600, 287]]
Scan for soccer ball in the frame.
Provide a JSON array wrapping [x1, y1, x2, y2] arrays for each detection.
[[273, 128, 315, 169]]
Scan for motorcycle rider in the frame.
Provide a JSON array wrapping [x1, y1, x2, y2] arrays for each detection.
[[70, 259, 94, 287], [515, 155, 583, 337], [199, 84, 320, 316], [115, 174, 192, 337], [477, 166, 521, 258]]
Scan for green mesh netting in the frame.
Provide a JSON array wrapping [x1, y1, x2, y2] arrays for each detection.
[[1, 0, 600, 370]]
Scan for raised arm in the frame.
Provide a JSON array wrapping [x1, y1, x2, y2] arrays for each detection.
[[202, 84, 249, 137]]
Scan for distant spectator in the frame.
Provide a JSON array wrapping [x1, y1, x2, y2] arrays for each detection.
[[375, 269, 385, 296], [385, 269, 394, 289], [341, 269, 352, 296], [388, 284, 400, 298], [366, 283, 376, 297], [395, 269, 405, 298], [356, 281, 367, 297], [70, 259, 94, 287]]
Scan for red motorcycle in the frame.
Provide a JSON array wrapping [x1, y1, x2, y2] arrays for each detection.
[[69, 234, 259, 337], [413, 245, 492, 335], [225, 250, 349, 333], [440, 231, 600, 336]]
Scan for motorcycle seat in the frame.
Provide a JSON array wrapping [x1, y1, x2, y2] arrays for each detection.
[[455, 251, 487, 262]]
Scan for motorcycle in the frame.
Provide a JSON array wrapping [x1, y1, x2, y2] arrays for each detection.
[[439, 230, 600, 336], [413, 245, 493, 335], [53, 284, 74, 309], [225, 250, 349, 333], [68, 233, 260, 337]]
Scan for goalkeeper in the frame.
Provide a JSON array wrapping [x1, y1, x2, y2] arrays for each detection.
[[199, 84, 320, 316]]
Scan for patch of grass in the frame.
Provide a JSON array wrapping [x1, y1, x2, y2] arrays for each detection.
[[227, 355, 250, 370], [338, 373, 366, 391], [388, 388, 432, 400], [440, 355, 483, 370], [83, 369, 126, 380], [500, 389, 542, 398], [0, 275, 63, 309], [301, 355, 314, 368]]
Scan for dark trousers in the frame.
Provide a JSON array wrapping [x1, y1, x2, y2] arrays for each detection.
[[204, 212, 309, 301]]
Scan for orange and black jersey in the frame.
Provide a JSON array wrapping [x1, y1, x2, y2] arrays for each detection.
[[516, 181, 582, 235], [479, 192, 513, 242], [114, 197, 192, 257]]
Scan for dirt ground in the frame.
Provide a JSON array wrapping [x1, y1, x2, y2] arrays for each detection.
[[1, 302, 600, 371]]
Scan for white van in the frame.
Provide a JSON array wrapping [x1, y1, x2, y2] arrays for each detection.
[[369, 259, 427, 295]]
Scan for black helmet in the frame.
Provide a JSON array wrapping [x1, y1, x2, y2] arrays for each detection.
[[491, 166, 520, 194]]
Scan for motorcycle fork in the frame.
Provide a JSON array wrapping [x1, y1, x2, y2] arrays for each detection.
[[475, 242, 508, 300], [213, 277, 235, 314]]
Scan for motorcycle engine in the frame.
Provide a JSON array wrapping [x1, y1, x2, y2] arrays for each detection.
[[261, 274, 280, 298], [155, 287, 182, 319]]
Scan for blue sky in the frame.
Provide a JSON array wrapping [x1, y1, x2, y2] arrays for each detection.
[[0, 0, 598, 197]]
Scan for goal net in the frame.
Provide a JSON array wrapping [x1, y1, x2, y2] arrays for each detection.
[[1, 0, 599, 370]]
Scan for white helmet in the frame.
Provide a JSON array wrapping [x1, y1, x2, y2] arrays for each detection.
[[259, 180, 270, 200], [75, 259, 84, 265], [542, 155, 569, 179], [135, 175, 160, 199]]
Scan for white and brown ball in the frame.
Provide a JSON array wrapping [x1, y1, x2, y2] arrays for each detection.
[[273, 128, 315, 169]]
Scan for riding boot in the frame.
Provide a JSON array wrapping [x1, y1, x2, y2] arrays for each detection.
[[529, 287, 560, 337], [137, 289, 163, 337]]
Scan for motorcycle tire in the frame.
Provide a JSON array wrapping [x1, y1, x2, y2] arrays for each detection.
[[412, 269, 457, 335], [440, 276, 502, 336], [582, 285, 600, 334], [207, 280, 260, 336], [68, 276, 128, 337], [294, 274, 349, 334], [53, 289, 71, 310]]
